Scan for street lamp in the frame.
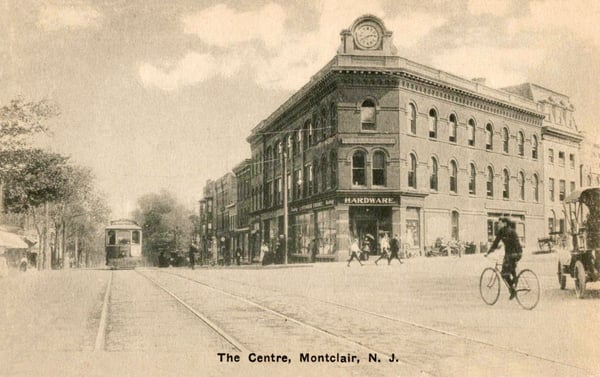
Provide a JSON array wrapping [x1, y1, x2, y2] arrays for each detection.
[[279, 141, 288, 265]]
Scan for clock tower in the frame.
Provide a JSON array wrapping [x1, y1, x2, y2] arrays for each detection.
[[337, 15, 398, 64]]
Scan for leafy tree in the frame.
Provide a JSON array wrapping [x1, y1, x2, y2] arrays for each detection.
[[0, 98, 59, 151], [132, 190, 193, 263]]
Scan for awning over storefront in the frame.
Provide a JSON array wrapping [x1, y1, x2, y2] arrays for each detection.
[[0, 229, 28, 250]]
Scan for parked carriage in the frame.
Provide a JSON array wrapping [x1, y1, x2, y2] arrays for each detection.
[[557, 187, 600, 298], [105, 219, 142, 269]]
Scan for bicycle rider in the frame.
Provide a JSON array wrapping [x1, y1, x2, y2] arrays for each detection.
[[485, 217, 523, 300]]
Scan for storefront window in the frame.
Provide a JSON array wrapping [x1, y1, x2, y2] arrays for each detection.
[[316, 210, 336, 255]]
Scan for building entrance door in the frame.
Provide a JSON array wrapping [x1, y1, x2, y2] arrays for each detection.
[[349, 207, 392, 256]]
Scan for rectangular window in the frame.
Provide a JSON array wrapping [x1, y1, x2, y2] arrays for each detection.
[[559, 180, 566, 201], [570, 181, 576, 193], [548, 218, 555, 234], [549, 178, 555, 202], [569, 153, 575, 169], [548, 149, 554, 164], [558, 151, 565, 166], [450, 176, 457, 193]]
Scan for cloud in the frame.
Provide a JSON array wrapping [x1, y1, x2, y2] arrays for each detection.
[[385, 11, 447, 48], [508, 0, 600, 48], [38, 4, 102, 31], [144, 1, 448, 91], [182, 3, 287, 48], [467, 0, 511, 16], [431, 46, 545, 88], [139, 52, 222, 91]]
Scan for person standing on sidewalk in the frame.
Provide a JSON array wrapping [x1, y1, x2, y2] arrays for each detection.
[[347, 239, 363, 267], [188, 243, 197, 270], [388, 234, 403, 265], [374, 233, 390, 265]]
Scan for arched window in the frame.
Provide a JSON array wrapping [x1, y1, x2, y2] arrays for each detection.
[[294, 130, 301, 157], [468, 119, 476, 146], [518, 132, 524, 156], [485, 123, 493, 150], [451, 211, 459, 240], [321, 155, 328, 192], [449, 160, 458, 193], [487, 166, 494, 197], [502, 127, 509, 153], [428, 109, 438, 138], [449, 114, 457, 142], [265, 146, 273, 180], [408, 103, 417, 134], [503, 169, 510, 199], [352, 151, 366, 186], [430, 157, 438, 191], [329, 150, 337, 188], [303, 120, 310, 151], [532, 135, 538, 159], [330, 102, 337, 135], [588, 175, 593, 186], [469, 163, 476, 195], [372, 151, 386, 186], [361, 99, 376, 130], [321, 108, 328, 140], [314, 114, 321, 144], [519, 171, 525, 200], [408, 153, 417, 188], [533, 174, 539, 202]]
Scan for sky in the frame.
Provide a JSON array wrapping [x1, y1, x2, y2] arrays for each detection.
[[1, 0, 599, 218]]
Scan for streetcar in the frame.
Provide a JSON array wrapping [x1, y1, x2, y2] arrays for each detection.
[[105, 219, 142, 269]]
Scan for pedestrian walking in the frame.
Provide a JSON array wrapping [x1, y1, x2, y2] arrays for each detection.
[[260, 241, 269, 266], [361, 238, 371, 261], [235, 246, 242, 266], [347, 238, 363, 266], [188, 243, 197, 269], [388, 234, 403, 265], [375, 233, 390, 265]]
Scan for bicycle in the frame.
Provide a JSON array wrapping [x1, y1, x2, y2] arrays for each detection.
[[479, 257, 540, 310]]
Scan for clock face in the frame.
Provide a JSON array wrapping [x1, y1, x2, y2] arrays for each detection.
[[355, 24, 380, 49]]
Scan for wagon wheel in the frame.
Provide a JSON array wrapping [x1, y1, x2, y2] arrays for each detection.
[[574, 260, 586, 299], [557, 261, 566, 290]]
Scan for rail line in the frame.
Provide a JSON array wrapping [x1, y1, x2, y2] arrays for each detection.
[[94, 270, 112, 352], [138, 269, 433, 376], [160, 269, 592, 376], [135, 270, 248, 353]]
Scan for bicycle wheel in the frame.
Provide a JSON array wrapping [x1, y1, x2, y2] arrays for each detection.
[[479, 267, 501, 305], [515, 269, 540, 310]]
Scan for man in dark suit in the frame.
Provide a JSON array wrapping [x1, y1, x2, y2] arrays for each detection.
[[485, 217, 523, 299]]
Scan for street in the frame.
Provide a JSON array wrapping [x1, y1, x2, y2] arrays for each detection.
[[1, 253, 599, 377]]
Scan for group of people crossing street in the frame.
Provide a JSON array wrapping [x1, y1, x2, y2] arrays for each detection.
[[347, 233, 403, 267]]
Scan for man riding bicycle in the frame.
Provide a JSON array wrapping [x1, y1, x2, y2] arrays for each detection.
[[485, 217, 523, 299]]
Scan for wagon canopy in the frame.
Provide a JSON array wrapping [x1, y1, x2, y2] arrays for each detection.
[[564, 187, 600, 207]]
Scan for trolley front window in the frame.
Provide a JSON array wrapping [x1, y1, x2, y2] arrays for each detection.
[[132, 231, 140, 244]]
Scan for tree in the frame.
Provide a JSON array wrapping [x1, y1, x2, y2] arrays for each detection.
[[0, 98, 59, 152], [132, 190, 193, 264], [0, 149, 72, 268]]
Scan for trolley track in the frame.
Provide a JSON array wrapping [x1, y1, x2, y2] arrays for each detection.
[[156, 268, 594, 376], [93, 269, 241, 354]]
